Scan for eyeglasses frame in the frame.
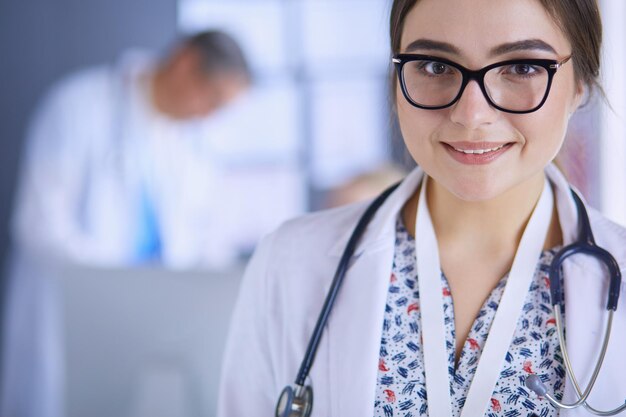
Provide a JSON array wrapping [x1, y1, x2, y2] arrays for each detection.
[[391, 54, 572, 114]]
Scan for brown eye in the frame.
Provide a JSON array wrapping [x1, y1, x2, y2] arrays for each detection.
[[431, 63, 447, 74], [513, 64, 531, 75], [500, 63, 541, 77], [419, 61, 453, 76]]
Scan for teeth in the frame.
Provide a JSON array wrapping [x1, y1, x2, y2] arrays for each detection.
[[452, 144, 506, 154]]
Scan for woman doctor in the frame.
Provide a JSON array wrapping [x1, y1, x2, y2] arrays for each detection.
[[218, 0, 626, 416]]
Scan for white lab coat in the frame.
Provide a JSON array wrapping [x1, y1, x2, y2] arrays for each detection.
[[218, 165, 626, 417], [11, 51, 241, 269]]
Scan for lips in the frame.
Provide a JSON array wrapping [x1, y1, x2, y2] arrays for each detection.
[[451, 144, 506, 155], [445, 141, 513, 153], [442, 141, 514, 165]]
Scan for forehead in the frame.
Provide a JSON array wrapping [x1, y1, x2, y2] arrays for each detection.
[[400, 0, 571, 61]]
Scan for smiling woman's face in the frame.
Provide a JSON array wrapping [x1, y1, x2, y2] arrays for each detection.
[[396, 0, 583, 201]]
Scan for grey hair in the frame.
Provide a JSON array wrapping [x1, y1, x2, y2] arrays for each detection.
[[185, 30, 251, 80]]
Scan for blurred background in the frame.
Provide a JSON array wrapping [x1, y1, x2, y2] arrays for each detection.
[[1, 1, 625, 417]]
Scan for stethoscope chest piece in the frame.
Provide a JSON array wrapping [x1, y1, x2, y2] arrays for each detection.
[[275, 384, 313, 417]]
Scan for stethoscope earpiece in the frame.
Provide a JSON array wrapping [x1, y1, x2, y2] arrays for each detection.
[[275, 385, 313, 417]]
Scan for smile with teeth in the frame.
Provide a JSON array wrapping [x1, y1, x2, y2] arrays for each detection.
[[451, 144, 507, 155]]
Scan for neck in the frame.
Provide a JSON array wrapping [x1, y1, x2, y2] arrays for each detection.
[[431, 173, 545, 252], [403, 171, 562, 257]]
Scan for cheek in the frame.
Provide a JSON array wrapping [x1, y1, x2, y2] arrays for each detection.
[[518, 80, 574, 160], [396, 89, 446, 166]]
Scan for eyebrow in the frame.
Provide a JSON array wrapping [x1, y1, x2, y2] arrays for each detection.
[[403, 38, 558, 57], [489, 39, 557, 57], [404, 39, 461, 55]]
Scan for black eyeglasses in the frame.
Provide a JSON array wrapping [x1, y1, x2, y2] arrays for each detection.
[[392, 54, 572, 114]]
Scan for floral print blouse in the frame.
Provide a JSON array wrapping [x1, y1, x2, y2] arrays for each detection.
[[373, 217, 565, 417]]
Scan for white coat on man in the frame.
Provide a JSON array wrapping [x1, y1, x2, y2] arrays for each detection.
[[11, 51, 242, 269], [218, 165, 626, 417]]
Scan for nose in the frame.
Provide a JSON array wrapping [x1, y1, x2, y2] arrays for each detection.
[[449, 80, 498, 129]]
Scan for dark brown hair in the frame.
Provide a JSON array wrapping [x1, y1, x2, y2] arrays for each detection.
[[389, 0, 602, 92]]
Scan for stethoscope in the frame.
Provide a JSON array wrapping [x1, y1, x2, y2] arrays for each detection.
[[275, 181, 624, 417]]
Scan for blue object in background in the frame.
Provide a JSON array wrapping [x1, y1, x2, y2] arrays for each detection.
[[134, 185, 162, 263]]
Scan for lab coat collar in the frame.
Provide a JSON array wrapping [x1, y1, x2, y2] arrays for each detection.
[[545, 163, 579, 246]]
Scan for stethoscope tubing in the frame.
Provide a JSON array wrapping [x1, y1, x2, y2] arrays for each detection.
[[537, 308, 626, 415], [526, 189, 624, 415], [549, 190, 622, 312], [294, 183, 399, 386], [277, 183, 400, 417]]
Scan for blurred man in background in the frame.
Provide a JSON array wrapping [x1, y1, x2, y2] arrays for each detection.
[[1, 30, 250, 417], [11, 30, 251, 269]]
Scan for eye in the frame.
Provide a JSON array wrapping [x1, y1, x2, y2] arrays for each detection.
[[503, 63, 541, 76], [422, 61, 452, 75]]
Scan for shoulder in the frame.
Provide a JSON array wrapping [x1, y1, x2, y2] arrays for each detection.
[[44, 66, 114, 107], [589, 207, 626, 272], [28, 65, 117, 145], [246, 200, 373, 285], [271, 201, 370, 255], [30, 66, 115, 132], [276, 201, 370, 246]]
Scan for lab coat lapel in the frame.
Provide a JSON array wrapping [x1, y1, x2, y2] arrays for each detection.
[[325, 169, 424, 416], [326, 241, 394, 416]]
